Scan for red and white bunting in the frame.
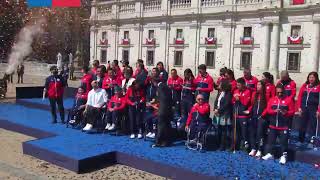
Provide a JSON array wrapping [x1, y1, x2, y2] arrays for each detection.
[[288, 36, 303, 44], [146, 38, 155, 45], [205, 37, 216, 45], [240, 37, 253, 45], [122, 39, 130, 45], [100, 39, 108, 45], [175, 38, 184, 45]]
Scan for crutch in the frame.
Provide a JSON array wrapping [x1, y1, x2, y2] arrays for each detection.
[[233, 104, 239, 153]]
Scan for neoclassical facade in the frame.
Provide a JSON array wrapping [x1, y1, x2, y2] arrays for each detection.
[[90, 0, 320, 80]]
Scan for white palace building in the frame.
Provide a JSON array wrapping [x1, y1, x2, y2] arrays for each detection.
[[89, 0, 320, 79]]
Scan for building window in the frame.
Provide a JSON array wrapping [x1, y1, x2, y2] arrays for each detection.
[[176, 29, 183, 39], [122, 50, 129, 62], [102, 31, 107, 39], [205, 51, 215, 68], [124, 31, 129, 39], [147, 50, 155, 66], [208, 28, 215, 38], [100, 50, 107, 63], [240, 52, 252, 70], [244, 27, 252, 37], [148, 30, 154, 39], [291, 25, 301, 37], [174, 51, 183, 66], [287, 52, 300, 72]]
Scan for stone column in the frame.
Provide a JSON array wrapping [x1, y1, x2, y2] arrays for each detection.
[[269, 23, 280, 74], [263, 23, 271, 70], [312, 22, 320, 72]]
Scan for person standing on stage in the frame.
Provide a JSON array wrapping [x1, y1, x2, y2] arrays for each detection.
[[43, 66, 66, 124]]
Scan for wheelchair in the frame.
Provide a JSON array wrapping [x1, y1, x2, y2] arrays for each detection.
[[81, 109, 107, 134], [185, 119, 219, 151]]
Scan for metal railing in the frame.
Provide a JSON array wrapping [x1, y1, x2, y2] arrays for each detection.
[[144, 0, 162, 11]]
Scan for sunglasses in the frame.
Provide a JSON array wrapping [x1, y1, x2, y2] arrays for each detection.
[[277, 91, 283, 94]]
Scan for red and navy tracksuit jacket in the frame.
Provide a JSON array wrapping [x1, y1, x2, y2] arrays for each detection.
[[232, 88, 251, 119], [80, 74, 93, 96], [186, 103, 211, 127], [168, 76, 183, 103], [243, 76, 258, 92], [194, 73, 214, 101], [297, 83, 320, 112], [45, 75, 66, 99], [107, 95, 126, 111], [276, 79, 296, 100], [102, 76, 122, 98], [265, 82, 275, 102], [126, 87, 146, 106], [267, 96, 294, 130]]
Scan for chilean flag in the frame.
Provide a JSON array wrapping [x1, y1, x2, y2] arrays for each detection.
[[27, 0, 81, 8], [292, 0, 304, 5]]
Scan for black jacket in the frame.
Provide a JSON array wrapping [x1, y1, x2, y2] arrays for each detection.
[[214, 91, 233, 118]]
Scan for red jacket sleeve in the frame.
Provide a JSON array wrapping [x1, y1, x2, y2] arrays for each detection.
[[296, 83, 306, 110], [267, 98, 277, 115], [140, 89, 146, 103], [248, 92, 256, 112], [107, 98, 113, 109], [126, 88, 135, 106], [290, 81, 297, 100], [186, 105, 197, 127]]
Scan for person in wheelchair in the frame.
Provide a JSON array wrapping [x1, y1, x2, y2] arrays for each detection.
[[145, 98, 160, 139], [68, 87, 87, 127], [105, 86, 127, 131], [185, 94, 211, 148], [82, 80, 108, 131]]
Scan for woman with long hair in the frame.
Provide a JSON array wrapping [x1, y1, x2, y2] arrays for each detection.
[[213, 79, 233, 150], [297, 72, 320, 146], [262, 72, 275, 102], [225, 69, 237, 93], [248, 80, 268, 158], [180, 68, 196, 128]]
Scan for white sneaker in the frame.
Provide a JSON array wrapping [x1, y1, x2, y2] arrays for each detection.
[[69, 120, 76, 124], [279, 154, 287, 165], [130, 134, 135, 139], [83, 124, 93, 131], [146, 132, 152, 137], [255, 151, 262, 158], [137, 134, 143, 139], [262, 153, 274, 160], [105, 123, 111, 130], [108, 124, 115, 131], [149, 133, 155, 139], [249, 149, 256, 156]]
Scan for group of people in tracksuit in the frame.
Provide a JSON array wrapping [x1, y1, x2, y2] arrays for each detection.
[[44, 58, 320, 165]]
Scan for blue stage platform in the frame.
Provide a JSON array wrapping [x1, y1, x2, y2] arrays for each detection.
[[0, 99, 319, 179]]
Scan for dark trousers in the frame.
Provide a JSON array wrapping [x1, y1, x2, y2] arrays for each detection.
[[106, 110, 122, 125], [84, 106, 100, 125], [144, 110, 157, 133], [17, 73, 23, 83], [236, 117, 248, 144], [49, 98, 65, 122], [218, 125, 232, 149], [265, 128, 288, 155], [128, 105, 144, 134], [299, 107, 318, 143], [69, 70, 74, 80], [189, 121, 209, 140], [181, 97, 194, 122], [249, 117, 267, 151]]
